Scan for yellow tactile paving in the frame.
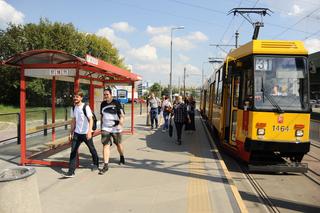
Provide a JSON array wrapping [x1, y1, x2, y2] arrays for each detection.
[[188, 136, 213, 213]]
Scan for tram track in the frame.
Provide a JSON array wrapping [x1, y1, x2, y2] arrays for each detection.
[[240, 165, 280, 213], [201, 115, 320, 212]]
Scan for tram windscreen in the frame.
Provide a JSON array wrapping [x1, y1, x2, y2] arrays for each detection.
[[254, 56, 309, 111]]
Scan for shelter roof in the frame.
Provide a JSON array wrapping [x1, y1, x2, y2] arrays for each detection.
[[2, 49, 141, 82]]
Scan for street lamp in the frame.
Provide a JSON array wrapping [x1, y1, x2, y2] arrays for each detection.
[[169, 26, 184, 101]]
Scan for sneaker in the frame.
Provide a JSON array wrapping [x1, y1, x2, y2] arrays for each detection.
[[119, 156, 125, 165], [91, 165, 99, 172], [63, 171, 75, 178], [98, 164, 109, 175], [162, 129, 166, 133], [176, 139, 182, 145]]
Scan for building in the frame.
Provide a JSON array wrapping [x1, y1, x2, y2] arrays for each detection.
[[137, 81, 149, 97]]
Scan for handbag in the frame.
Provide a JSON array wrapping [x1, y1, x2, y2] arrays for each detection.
[[169, 117, 173, 137]]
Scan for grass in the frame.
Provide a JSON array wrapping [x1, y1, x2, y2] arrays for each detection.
[[0, 103, 148, 124], [0, 104, 70, 124]]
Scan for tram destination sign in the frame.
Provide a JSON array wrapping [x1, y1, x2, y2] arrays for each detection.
[[25, 68, 76, 77]]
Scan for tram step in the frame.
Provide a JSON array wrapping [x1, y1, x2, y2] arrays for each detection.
[[249, 162, 308, 173]]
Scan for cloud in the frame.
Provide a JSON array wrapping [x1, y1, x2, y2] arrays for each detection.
[[150, 34, 194, 51], [146, 25, 170, 35], [288, 4, 303, 16], [111, 22, 135, 33], [186, 31, 208, 42], [305, 39, 320, 54], [127, 44, 158, 61], [174, 37, 195, 51], [150, 35, 170, 48], [178, 54, 190, 62], [96, 27, 130, 49], [0, 0, 24, 29]]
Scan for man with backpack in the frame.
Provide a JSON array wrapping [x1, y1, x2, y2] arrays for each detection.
[[99, 88, 125, 175], [63, 91, 99, 178]]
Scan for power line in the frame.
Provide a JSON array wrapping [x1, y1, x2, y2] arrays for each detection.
[[225, 0, 260, 45], [303, 29, 320, 40], [108, 0, 226, 29], [272, 6, 320, 39], [219, 0, 244, 43], [168, 0, 225, 15]]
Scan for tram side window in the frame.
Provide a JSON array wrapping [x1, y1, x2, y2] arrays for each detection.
[[241, 70, 253, 105], [214, 71, 219, 104], [233, 76, 240, 107], [216, 68, 223, 106]]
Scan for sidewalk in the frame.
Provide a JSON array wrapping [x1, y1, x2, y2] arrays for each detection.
[[1, 113, 246, 213]]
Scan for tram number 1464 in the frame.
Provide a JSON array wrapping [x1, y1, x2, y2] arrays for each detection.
[[272, 125, 289, 132]]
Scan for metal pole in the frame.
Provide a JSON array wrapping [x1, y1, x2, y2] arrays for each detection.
[[140, 102, 142, 115], [178, 76, 180, 95], [17, 113, 20, 145], [169, 26, 184, 102], [64, 108, 68, 130], [183, 67, 186, 97], [44, 110, 47, 136], [202, 63, 204, 89], [169, 29, 173, 102], [235, 30, 239, 48]]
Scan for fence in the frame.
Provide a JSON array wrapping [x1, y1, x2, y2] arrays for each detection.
[[0, 103, 147, 145], [0, 108, 69, 145]]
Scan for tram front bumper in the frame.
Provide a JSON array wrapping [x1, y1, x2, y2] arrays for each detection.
[[244, 139, 310, 153]]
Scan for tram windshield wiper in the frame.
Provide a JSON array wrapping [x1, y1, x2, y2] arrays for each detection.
[[261, 78, 284, 113]]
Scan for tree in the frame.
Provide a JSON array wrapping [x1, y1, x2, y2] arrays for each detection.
[[0, 19, 125, 106], [149, 83, 161, 97]]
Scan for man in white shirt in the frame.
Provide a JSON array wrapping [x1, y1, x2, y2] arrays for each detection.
[[64, 91, 99, 178]]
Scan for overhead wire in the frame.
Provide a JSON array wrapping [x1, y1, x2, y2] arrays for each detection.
[[272, 6, 320, 39], [225, 0, 260, 46], [219, 0, 244, 43], [108, 0, 226, 28]]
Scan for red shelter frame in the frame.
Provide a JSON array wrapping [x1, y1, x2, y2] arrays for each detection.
[[2, 49, 141, 167]]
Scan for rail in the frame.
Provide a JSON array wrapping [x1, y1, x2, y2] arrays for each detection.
[[0, 108, 70, 144]]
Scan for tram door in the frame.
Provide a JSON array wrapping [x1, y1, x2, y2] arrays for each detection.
[[224, 76, 240, 146]]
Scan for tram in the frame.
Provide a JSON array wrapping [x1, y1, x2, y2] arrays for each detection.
[[200, 40, 311, 172]]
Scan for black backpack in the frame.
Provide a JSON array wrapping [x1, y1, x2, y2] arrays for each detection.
[[72, 103, 97, 131]]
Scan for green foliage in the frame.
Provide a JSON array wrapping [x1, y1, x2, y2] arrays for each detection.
[[0, 19, 125, 106], [149, 83, 161, 97]]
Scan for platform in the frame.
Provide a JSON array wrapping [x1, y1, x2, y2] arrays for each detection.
[[0, 113, 247, 213]]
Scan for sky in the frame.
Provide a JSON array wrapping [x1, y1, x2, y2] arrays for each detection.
[[1, 0, 320, 87]]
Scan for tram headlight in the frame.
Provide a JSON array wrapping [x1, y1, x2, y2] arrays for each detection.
[[295, 130, 304, 137], [257, 128, 265, 136]]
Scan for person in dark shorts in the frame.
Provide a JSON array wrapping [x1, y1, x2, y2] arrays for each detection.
[[99, 88, 125, 175]]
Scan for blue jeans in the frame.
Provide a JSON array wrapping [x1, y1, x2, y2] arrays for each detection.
[[163, 111, 170, 130], [68, 133, 99, 173], [150, 108, 158, 128]]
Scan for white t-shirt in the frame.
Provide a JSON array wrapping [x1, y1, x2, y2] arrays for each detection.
[[161, 99, 172, 111], [71, 103, 93, 134]]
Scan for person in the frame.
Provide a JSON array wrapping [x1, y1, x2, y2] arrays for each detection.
[[172, 96, 189, 145], [148, 93, 160, 130], [63, 91, 99, 178], [99, 88, 125, 175], [185, 95, 196, 132], [161, 96, 172, 132]]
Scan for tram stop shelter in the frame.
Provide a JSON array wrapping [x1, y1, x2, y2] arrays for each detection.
[[1, 49, 141, 167]]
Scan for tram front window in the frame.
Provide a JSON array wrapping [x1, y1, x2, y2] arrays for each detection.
[[254, 56, 309, 111]]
